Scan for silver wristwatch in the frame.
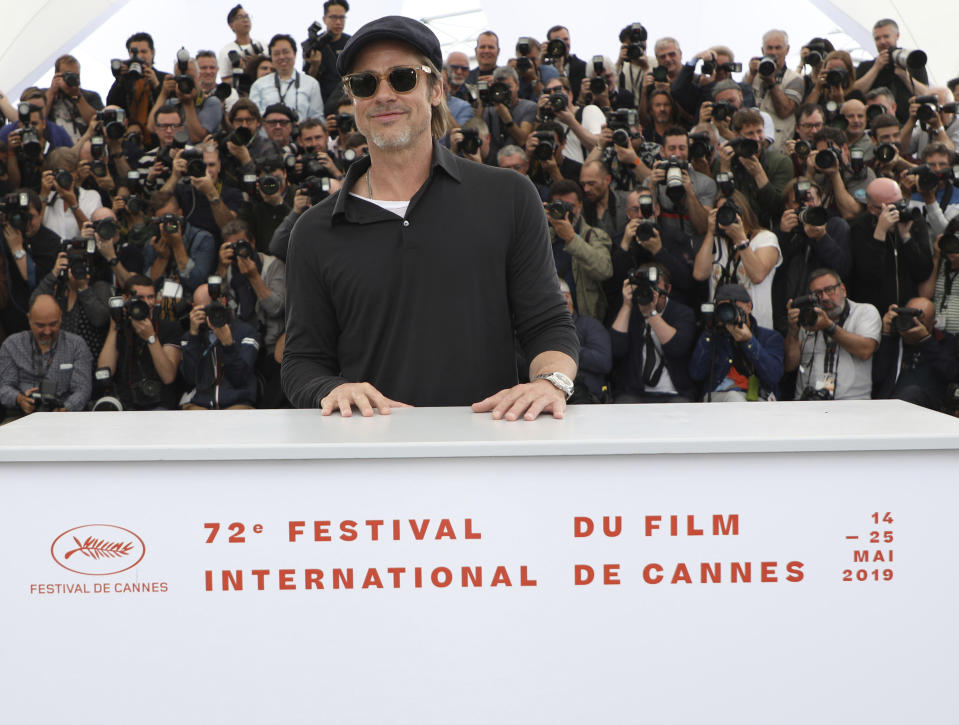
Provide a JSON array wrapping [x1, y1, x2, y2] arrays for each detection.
[[533, 372, 574, 399], [12, 248, 26, 260]]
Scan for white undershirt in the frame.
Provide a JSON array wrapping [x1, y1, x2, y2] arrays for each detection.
[[350, 193, 409, 218]]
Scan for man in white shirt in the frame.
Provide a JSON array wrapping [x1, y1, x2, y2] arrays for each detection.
[[40, 148, 102, 240], [249, 34, 324, 123], [218, 5, 264, 83]]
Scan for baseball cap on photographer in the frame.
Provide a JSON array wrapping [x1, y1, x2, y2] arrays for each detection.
[[715, 283, 752, 304], [336, 16, 443, 76]]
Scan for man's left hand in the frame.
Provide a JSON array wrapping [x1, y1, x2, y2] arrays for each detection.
[[471, 379, 567, 420]]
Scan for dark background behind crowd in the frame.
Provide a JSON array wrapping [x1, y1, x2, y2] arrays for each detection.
[[2, 5, 959, 419]]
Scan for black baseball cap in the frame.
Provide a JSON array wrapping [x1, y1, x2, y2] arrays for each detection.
[[715, 283, 751, 303], [337, 15, 442, 75], [263, 103, 298, 122]]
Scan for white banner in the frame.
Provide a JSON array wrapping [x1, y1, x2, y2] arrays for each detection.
[[2, 451, 954, 723]]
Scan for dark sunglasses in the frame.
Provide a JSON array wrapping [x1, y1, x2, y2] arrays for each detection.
[[343, 65, 431, 98]]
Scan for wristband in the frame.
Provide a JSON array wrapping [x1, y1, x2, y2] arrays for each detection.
[[734, 241, 749, 251], [826, 322, 837, 335], [108, 257, 120, 267], [69, 204, 79, 212], [503, 120, 514, 128]]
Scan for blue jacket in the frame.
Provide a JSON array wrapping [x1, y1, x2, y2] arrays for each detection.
[[689, 318, 784, 399], [179, 319, 261, 409], [142, 223, 215, 294]]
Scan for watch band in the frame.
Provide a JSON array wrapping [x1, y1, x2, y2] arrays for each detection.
[[146, 335, 157, 345], [108, 257, 120, 267], [12, 248, 26, 260], [533, 372, 574, 400]]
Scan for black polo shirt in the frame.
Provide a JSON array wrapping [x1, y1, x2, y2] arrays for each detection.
[[282, 141, 578, 407]]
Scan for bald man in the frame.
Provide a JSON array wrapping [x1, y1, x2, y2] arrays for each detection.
[[841, 99, 874, 162], [0, 293, 92, 418], [847, 177, 932, 313], [873, 296, 958, 408]]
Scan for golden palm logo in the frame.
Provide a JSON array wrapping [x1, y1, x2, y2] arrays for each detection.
[[64, 536, 135, 560]]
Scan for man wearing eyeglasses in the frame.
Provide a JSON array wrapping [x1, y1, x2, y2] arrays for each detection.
[[136, 104, 184, 189], [283, 16, 578, 419], [310, 0, 352, 105], [444, 51, 472, 104], [784, 268, 880, 400], [249, 34, 324, 124]]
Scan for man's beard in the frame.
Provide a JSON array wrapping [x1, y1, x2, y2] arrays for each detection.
[[368, 125, 414, 150], [825, 299, 846, 320]]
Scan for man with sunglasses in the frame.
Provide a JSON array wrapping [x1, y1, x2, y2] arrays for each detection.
[[283, 16, 578, 420]]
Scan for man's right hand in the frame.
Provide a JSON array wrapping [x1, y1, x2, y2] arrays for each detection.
[[292, 188, 311, 214], [17, 388, 37, 415], [780, 209, 799, 234], [320, 382, 412, 417], [3, 222, 24, 253], [875, 203, 900, 237]]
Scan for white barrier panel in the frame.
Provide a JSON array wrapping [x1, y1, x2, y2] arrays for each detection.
[[1, 403, 958, 723]]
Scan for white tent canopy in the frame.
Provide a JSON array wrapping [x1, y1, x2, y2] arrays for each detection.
[[1, 0, 954, 107]]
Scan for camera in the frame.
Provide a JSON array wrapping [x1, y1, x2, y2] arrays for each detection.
[[91, 367, 124, 412], [800, 385, 834, 401], [29, 379, 63, 412], [228, 125, 254, 147], [825, 68, 848, 87], [728, 137, 759, 158], [627, 266, 660, 306], [798, 205, 828, 227], [204, 301, 230, 329], [657, 156, 688, 201], [258, 174, 281, 196], [516, 37, 532, 57], [152, 213, 182, 235], [651, 66, 669, 83], [635, 220, 658, 242], [207, 275, 223, 300], [180, 147, 206, 178], [711, 101, 735, 122], [619, 22, 647, 52], [689, 131, 712, 159], [90, 135, 105, 163], [532, 131, 556, 161], [715, 171, 735, 197], [914, 95, 940, 125], [546, 200, 574, 220], [108, 294, 152, 323], [302, 20, 331, 63], [874, 142, 897, 165], [891, 198, 923, 222], [793, 293, 821, 328], [793, 139, 812, 158], [589, 77, 607, 96], [805, 41, 830, 67], [814, 147, 839, 169], [892, 306, 923, 333], [334, 113, 355, 135], [61, 237, 95, 280], [544, 39, 567, 63], [94, 218, 118, 241], [96, 108, 127, 139], [53, 168, 73, 190], [891, 48, 927, 72], [456, 127, 480, 156], [0, 192, 31, 231], [123, 49, 144, 80], [229, 239, 255, 259], [298, 176, 332, 204], [702, 300, 745, 329], [638, 194, 655, 218], [716, 201, 741, 230], [174, 48, 195, 95], [544, 91, 568, 117], [758, 55, 777, 77], [516, 56, 533, 73], [487, 81, 511, 106], [62, 71, 80, 88], [18, 124, 43, 160]]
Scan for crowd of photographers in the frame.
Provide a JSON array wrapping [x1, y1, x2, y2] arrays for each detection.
[[2, 6, 959, 418]]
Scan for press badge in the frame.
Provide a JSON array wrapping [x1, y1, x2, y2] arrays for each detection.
[[58, 364, 73, 370], [161, 280, 183, 300]]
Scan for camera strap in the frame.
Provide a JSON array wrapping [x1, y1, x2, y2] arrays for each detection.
[[941, 261, 959, 309], [939, 183, 954, 214], [274, 71, 300, 107], [642, 324, 666, 387]]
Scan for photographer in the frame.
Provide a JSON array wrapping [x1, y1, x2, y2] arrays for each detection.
[[784, 104, 824, 175], [219, 100, 278, 188], [525, 121, 580, 188], [267, 175, 342, 262], [445, 51, 472, 104], [689, 283, 784, 401], [615, 23, 650, 103], [919, 219, 959, 334], [146, 53, 217, 144], [805, 126, 874, 220], [847, 178, 932, 313], [87, 208, 136, 289], [3, 95, 69, 191], [481, 67, 536, 159], [96, 275, 182, 410], [0, 294, 91, 419], [672, 46, 755, 121], [142, 191, 216, 295], [610, 262, 696, 403], [651, 126, 716, 239], [136, 104, 186, 189], [467, 31, 500, 85], [580, 160, 629, 241], [773, 179, 850, 335], [167, 143, 242, 242], [43, 55, 104, 144], [218, 5, 264, 83], [545, 180, 612, 322], [179, 281, 261, 410], [40, 148, 103, 240], [747, 30, 803, 153], [511, 36, 557, 102], [537, 77, 603, 163], [557, 278, 610, 402], [215, 221, 285, 406], [901, 143, 959, 237], [852, 19, 929, 124], [581, 57, 635, 112], [900, 89, 959, 159], [249, 34, 323, 123], [716, 109, 793, 227], [545, 26, 586, 101], [643, 90, 678, 146], [306, 1, 352, 105], [698, 80, 745, 144], [693, 192, 782, 328], [869, 112, 912, 179], [784, 268, 880, 400], [34, 243, 111, 358], [260, 104, 298, 155], [873, 297, 958, 410], [804, 51, 856, 111], [296, 118, 342, 177], [105, 32, 169, 129], [239, 158, 293, 253], [619, 189, 699, 308], [449, 119, 489, 164]]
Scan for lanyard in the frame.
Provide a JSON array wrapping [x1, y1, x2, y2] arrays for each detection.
[[274, 71, 300, 107]]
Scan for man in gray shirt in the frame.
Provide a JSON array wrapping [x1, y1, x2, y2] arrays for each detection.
[[0, 294, 92, 418]]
